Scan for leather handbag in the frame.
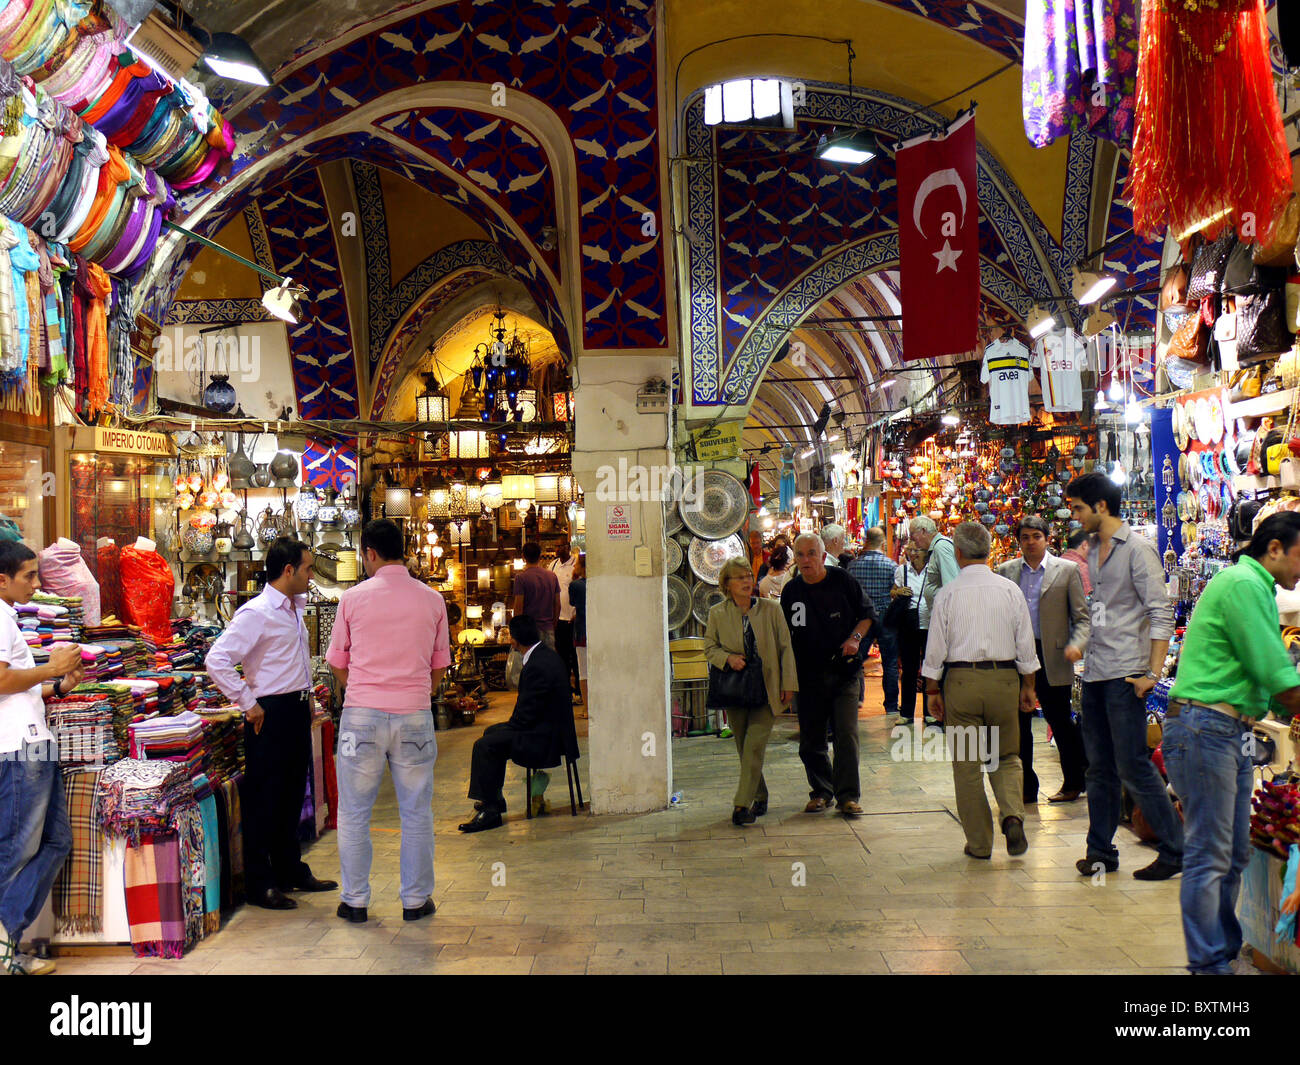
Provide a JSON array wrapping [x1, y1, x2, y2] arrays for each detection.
[[1238, 289, 1294, 364], [1255, 195, 1300, 268], [1224, 241, 1288, 295], [1187, 231, 1236, 300], [705, 619, 767, 709], [1168, 313, 1209, 365], [1160, 263, 1190, 310]]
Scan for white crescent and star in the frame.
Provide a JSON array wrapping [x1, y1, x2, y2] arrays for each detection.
[[912, 168, 969, 274]]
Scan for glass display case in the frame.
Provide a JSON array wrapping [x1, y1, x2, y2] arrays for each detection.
[[0, 439, 49, 547]]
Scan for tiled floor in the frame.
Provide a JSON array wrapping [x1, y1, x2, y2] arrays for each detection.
[[55, 663, 1188, 975]]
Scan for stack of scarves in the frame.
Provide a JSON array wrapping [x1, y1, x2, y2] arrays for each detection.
[[51, 766, 103, 933], [33, 589, 82, 637], [14, 598, 71, 657], [96, 753, 193, 840], [74, 680, 133, 755], [197, 710, 244, 781], [45, 692, 118, 767], [129, 710, 205, 778]]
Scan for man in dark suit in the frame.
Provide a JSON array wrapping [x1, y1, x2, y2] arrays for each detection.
[[458, 615, 575, 832]]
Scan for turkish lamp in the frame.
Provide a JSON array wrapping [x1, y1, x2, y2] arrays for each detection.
[[1071, 266, 1118, 305]]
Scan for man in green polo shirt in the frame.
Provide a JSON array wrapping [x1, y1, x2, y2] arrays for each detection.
[[1165, 512, 1300, 975]]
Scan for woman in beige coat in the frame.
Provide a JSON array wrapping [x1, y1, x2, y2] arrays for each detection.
[[703, 558, 798, 825]]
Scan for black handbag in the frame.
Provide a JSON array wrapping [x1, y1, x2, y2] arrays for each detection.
[[706, 616, 768, 709], [1238, 289, 1293, 365], [1187, 230, 1235, 300], [882, 593, 912, 630], [1222, 240, 1288, 296]]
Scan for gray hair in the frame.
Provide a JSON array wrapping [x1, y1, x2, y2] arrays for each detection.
[[952, 521, 991, 560], [821, 523, 845, 545], [909, 515, 937, 536], [793, 532, 824, 554]]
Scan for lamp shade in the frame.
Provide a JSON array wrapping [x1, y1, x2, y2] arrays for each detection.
[[448, 429, 490, 460], [384, 487, 412, 517], [502, 473, 535, 500], [534, 474, 559, 503], [557, 474, 575, 503], [466, 603, 484, 620], [416, 388, 449, 424], [477, 567, 491, 589], [480, 481, 503, 509]]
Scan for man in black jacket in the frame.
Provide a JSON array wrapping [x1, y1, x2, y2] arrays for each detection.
[[458, 615, 574, 832]]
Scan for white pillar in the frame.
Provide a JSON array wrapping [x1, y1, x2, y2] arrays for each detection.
[[572, 355, 674, 814]]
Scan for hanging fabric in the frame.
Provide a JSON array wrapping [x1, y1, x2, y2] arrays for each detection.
[[779, 445, 795, 515], [1127, 0, 1292, 242], [1022, 0, 1139, 148]]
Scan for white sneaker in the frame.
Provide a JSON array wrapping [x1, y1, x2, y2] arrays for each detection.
[[10, 953, 55, 976]]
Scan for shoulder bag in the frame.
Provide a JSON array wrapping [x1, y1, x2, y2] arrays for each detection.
[[706, 612, 768, 709], [1187, 230, 1236, 300]]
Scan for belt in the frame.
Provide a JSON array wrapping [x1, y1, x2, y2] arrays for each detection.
[[1167, 699, 1246, 723], [947, 660, 1017, 671]]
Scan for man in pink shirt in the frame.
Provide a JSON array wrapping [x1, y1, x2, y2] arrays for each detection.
[[327, 520, 451, 924]]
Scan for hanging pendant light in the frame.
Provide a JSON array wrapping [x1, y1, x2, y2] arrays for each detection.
[[416, 372, 450, 425]]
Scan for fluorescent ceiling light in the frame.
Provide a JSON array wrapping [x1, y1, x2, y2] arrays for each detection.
[[203, 32, 271, 86], [1071, 266, 1118, 305], [1027, 306, 1056, 339], [1083, 306, 1116, 337], [941, 414, 960, 426], [815, 128, 879, 165]]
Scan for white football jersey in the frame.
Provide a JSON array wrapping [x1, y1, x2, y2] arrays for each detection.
[[980, 339, 1032, 425], [1033, 330, 1084, 413]]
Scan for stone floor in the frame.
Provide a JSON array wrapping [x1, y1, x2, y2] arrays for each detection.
[[55, 661, 1189, 976]]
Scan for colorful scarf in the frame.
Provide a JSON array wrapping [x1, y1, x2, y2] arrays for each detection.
[[175, 801, 205, 948], [123, 831, 184, 958], [51, 767, 102, 933], [198, 790, 220, 934]]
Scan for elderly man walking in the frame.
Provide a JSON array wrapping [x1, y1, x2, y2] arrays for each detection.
[[909, 515, 959, 724], [781, 533, 877, 816], [820, 524, 846, 567], [923, 522, 1040, 859]]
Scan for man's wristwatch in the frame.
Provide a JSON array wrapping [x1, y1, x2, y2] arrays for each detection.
[[1144, 670, 1158, 681], [52, 678, 63, 698]]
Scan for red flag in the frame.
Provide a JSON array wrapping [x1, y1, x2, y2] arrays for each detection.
[[896, 112, 980, 362]]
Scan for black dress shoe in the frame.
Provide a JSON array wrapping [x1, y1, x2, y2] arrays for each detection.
[[458, 809, 503, 833], [1076, 856, 1119, 876], [288, 874, 338, 893], [336, 901, 368, 923], [750, 799, 768, 817], [1002, 816, 1028, 856], [403, 897, 436, 922], [251, 887, 297, 910], [1133, 857, 1182, 881], [732, 806, 756, 826]]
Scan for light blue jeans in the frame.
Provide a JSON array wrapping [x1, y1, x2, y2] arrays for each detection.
[[336, 708, 437, 909], [1161, 705, 1254, 975]]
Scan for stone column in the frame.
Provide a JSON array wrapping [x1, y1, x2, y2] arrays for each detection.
[[571, 355, 675, 814]]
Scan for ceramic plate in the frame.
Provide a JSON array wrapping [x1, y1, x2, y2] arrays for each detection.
[[665, 501, 683, 537], [1207, 394, 1225, 443], [667, 574, 692, 630], [688, 533, 747, 584], [665, 537, 683, 573], [680, 470, 750, 539], [1173, 403, 1190, 451], [1195, 398, 1213, 445], [691, 581, 726, 626]]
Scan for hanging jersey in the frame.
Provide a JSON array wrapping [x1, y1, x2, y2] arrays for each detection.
[[980, 339, 1032, 425], [1033, 330, 1084, 413]]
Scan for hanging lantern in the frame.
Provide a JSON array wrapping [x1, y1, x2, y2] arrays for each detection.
[[557, 474, 574, 503], [535, 474, 560, 503], [384, 486, 412, 518], [203, 374, 238, 413], [448, 429, 490, 460], [428, 477, 450, 519], [502, 473, 535, 501], [516, 388, 538, 422], [480, 479, 503, 510], [416, 373, 450, 424]]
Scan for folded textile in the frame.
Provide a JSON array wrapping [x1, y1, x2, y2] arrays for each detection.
[[123, 831, 184, 959], [51, 767, 103, 933]]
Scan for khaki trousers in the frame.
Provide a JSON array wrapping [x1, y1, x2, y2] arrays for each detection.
[[726, 706, 773, 808], [943, 667, 1025, 856]]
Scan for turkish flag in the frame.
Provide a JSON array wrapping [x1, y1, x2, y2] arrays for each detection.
[[896, 112, 980, 362]]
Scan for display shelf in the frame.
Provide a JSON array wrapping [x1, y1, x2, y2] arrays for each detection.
[[1228, 391, 1294, 420]]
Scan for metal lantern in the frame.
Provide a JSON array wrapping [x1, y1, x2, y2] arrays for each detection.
[[428, 477, 450, 519], [515, 388, 538, 422], [384, 486, 412, 518], [447, 429, 490, 460], [416, 374, 450, 424], [534, 474, 560, 503], [557, 474, 575, 503]]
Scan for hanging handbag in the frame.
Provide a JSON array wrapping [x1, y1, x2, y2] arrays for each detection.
[[705, 615, 768, 709], [1167, 313, 1209, 365], [1187, 230, 1236, 300], [1224, 239, 1288, 295], [1255, 195, 1300, 268], [1238, 288, 1294, 364], [1160, 263, 1190, 311]]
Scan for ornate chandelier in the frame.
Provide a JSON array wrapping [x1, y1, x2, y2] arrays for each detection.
[[470, 307, 534, 423]]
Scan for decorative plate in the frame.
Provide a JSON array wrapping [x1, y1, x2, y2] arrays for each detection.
[[665, 501, 683, 537], [1195, 398, 1214, 445], [691, 581, 726, 626], [667, 574, 692, 630], [1207, 395, 1225, 444], [688, 533, 746, 584], [1223, 441, 1240, 477], [1173, 403, 1190, 450], [665, 537, 683, 573], [679, 470, 750, 539]]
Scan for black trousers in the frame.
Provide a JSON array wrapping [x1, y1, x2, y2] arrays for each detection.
[[554, 620, 581, 691], [242, 690, 312, 895], [897, 619, 923, 721], [797, 673, 862, 803], [467, 723, 524, 813], [1030, 640, 1088, 794]]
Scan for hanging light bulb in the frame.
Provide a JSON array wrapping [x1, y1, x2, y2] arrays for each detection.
[[1109, 462, 1126, 486], [1095, 389, 1110, 411], [1125, 399, 1146, 425], [1108, 377, 1125, 402]]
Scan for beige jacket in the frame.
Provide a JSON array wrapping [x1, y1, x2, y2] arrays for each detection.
[[703, 596, 799, 714], [996, 554, 1090, 688]]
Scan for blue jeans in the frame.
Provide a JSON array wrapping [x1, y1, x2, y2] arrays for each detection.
[[1161, 707, 1253, 975], [869, 626, 900, 713], [1080, 679, 1184, 865], [0, 741, 71, 941], [336, 708, 437, 909]]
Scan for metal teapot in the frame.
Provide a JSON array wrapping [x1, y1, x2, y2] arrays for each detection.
[[232, 510, 255, 551]]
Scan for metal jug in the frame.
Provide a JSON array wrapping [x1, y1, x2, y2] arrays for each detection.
[[232, 511, 255, 551]]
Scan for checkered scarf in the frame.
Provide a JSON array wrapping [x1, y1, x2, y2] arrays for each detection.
[[51, 768, 102, 933]]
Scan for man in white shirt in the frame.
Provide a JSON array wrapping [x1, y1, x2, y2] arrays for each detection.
[[923, 523, 1040, 860], [821, 524, 846, 567], [206, 537, 337, 910], [549, 541, 581, 698], [0, 541, 83, 975]]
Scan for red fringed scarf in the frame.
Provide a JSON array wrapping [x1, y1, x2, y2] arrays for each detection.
[[1127, 0, 1292, 242]]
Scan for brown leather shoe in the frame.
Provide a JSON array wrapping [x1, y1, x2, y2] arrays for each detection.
[[838, 800, 864, 817], [1047, 789, 1083, 803], [804, 797, 831, 812], [963, 844, 991, 860]]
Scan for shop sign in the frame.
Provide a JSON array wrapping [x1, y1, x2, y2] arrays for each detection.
[[690, 421, 742, 462], [93, 427, 173, 456], [606, 504, 632, 540]]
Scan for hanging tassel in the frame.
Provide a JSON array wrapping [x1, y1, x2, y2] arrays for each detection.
[[1128, 0, 1292, 242]]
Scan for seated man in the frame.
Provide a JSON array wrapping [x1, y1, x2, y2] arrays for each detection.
[[459, 615, 574, 833]]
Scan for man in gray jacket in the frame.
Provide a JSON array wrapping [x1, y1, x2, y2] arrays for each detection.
[[997, 516, 1090, 805], [910, 515, 958, 724]]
